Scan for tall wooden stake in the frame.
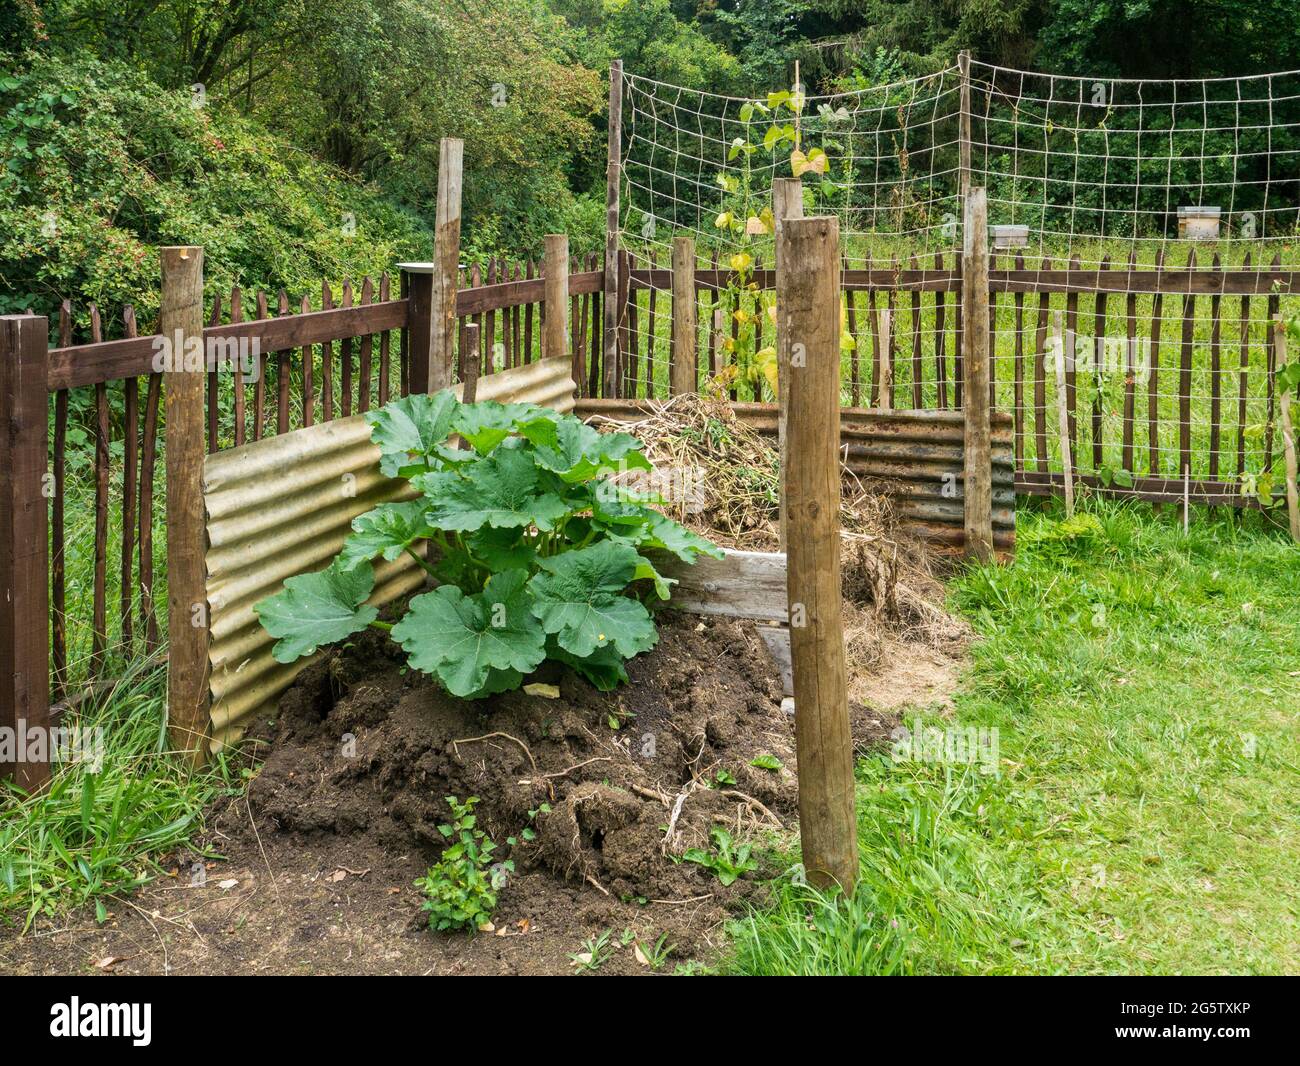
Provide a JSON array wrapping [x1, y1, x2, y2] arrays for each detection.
[[670, 235, 697, 395], [1052, 311, 1075, 517], [431, 137, 463, 392], [0, 314, 50, 791], [161, 246, 210, 765], [1276, 317, 1300, 541], [958, 50, 972, 208], [773, 177, 803, 551], [603, 60, 624, 398], [543, 234, 569, 362], [778, 216, 857, 895], [962, 187, 994, 560]]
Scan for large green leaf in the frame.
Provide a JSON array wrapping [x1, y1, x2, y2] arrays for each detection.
[[338, 500, 433, 571], [391, 569, 546, 697], [365, 391, 458, 476], [639, 511, 726, 562], [532, 418, 651, 483], [528, 541, 658, 658], [454, 401, 555, 455], [419, 447, 570, 533], [255, 559, 377, 663], [547, 638, 630, 691]]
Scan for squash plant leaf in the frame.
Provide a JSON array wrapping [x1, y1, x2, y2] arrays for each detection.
[[391, 569, 546, 697], [638, 511, 725, 563], [547, 638, 630, 691], [528, 541, 658, 658], [532, 418, 651, 483], [338, 500, 433, 571], [419, 447, 570, 533], [455, 401, 552, 455], [365, 391, 458, 476], [255, 559, 378, 663]]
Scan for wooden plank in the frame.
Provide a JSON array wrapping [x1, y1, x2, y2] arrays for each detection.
[[653, 549, 787, 622], [301, 294, 314, 427], [378, 273, 391, 405], [339, 280, 354, 418], [277, 289, 292, 432], [935, 252, 949, 410], [778, 214, 857, 893], [1091, 255, 1110, 470], [961, 188, 993, 561], [757, 625, 793, 698], [432, 137, 463, 392], [1179, 250, 1197, 483], [1123, 251, 1137, 473], [1237, 261, 1251, 477], [121, 306, 139, 654], [357, 277, 374, 414], [0, 314, 51, 791], [90, 305, 109, 678], [671, 235, 697, 396], [603, 60, 623, 398], [160, 247, 210, 764], [644, 250, 657, 397], [139, 353, 162, 652], [1149, 250, 1165, 476], [1053, 311, 1075, 517], [543, 235, 569, 364], [1013, 253, 1025, 467], [910, 251, 923, 408], [321, 281, 335, 418], [51, 302, 69, 698], [1276, 318, 1300, 541], [207, 292, 222, 452], [1033, 260, 1051, 473], [773, 176, 803, 551], [253, 289, 268, 439], [1209, 257, 1223, 483]]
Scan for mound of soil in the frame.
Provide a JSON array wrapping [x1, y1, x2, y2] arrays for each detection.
[[237, 612, 798, 910], [0, 610, 903, 977]]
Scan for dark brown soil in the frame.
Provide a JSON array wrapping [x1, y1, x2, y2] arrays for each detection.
[[0, 612, 898, 976]]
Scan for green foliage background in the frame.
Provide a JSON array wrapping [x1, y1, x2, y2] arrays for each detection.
[[3, 0, 1297, 323]]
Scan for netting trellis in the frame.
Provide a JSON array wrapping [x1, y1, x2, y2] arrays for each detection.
[[615, 59, 1300, 507]]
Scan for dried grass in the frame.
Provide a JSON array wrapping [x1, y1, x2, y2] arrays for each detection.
[[586, 393, 970, 651]]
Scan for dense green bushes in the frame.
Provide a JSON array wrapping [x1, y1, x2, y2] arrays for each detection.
[[0, 51, 431, 327]]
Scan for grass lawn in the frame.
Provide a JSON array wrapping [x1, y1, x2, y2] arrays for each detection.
[[728, 499, 1300, 974]]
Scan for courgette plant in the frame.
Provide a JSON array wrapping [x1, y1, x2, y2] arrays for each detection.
[[254, 391, 722, 698]]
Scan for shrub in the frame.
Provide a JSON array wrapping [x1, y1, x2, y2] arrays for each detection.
[[255, 393, 722, 698]]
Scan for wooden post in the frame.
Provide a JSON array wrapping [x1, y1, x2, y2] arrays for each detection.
[[958, 50, 972, 208], [1275, 317, 1300, 542], [670, 236, 697, 395], [878, 308, 894, 411], [461, 322, 480, 406], [431, 137, 463, 392], [0, 314, 50, 791], [962, 187, 993, 560], [778, 216, 857, 895], [400, 264, 434, 393], [1052, 311, 1075, 517], [543, 234, 569, 362], [773, 177, 803, 550], [603, 60, 624, 398], [160, 247, 210, 765]]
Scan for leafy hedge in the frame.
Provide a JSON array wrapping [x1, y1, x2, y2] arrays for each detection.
[[0, 50, 432, 327]]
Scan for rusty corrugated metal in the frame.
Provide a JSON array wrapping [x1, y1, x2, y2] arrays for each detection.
[[204, 357, 576, 752], [576, 398, 1016, 555]]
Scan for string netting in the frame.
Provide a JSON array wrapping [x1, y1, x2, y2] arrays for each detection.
[[618, 62, 1300, 507]]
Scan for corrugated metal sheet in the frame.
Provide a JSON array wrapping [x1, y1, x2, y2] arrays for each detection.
[[576, 399, 1016, 556], [203, 356, 576, 752]]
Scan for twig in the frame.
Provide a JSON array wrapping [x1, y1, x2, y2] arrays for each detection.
[[451, 731, 538, 774]]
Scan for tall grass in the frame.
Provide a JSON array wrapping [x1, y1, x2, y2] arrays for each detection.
[[727, 498, 1300, 974]]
